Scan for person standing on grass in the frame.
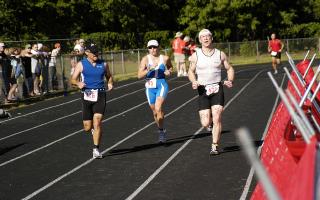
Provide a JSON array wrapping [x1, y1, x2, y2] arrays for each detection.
[[268, 33, 284, 74], [172, 32, 187, 77], [188, 29, 234, 155], [138, 40, 173, 143], [71, 43, 113, 159]]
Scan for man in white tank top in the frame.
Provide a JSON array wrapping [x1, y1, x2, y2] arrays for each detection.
[[188, 29, 234, 155]]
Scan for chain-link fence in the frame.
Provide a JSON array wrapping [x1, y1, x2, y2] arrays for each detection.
[[1, 37, 319, 104]]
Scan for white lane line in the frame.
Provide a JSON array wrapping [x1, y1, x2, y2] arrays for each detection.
[[239, 74, 286, 200], [113, 79, 144, 90], [0, 88, 143, 141], [0, 78, 181, 141], [20, 68, 264, 199], [0, 78, 154, 123], [125, 69, 265, 200], [21, 95, 198, 200], [0, 82, 190, 167]]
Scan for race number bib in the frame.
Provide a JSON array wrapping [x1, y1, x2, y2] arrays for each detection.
[[145, 78, 157, 88], [271, 51, 277, 56], [84, 89, 98, 102], [205, 83, 219, 96]]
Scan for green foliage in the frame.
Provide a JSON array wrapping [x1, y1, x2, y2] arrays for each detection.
[[1, 0, 320, 49], [143, 31, 172, 48], [239, 42, 255, 56]]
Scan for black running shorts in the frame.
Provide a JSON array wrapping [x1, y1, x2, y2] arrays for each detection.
[[197, 82, 224, 111], [81, 91, 106, 120]]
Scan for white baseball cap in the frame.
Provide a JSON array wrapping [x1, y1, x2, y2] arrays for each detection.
[[0, 42, 5, 47], [198, 29, 212, 39], [147, 40, 159, 47]]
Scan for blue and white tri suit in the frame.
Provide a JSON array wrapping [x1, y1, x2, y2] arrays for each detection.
[[145, 55, 169, 105]]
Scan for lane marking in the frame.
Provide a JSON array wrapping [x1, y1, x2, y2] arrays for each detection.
[[0, 82, 190, 167], [1, 66, 256, 124], [22, 69, 264, 200], [22, 95, 198, 200], [0, 78, 170, 124], [0, 78, 181, 141], [125, 69, 265, 200], [239, 74, 286, 200]]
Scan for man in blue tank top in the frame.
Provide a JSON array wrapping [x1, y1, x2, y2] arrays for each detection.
[[138, 40, 173, 143], [71, 43, 113, 159]]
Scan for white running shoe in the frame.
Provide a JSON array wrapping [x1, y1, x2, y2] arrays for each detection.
[[274, 70, 278, 74], [210, 144, 219, 155], [91, 129, 94, 135], [183, 72, 188, 76], [159, 129, 167, 143], [92, 148, 103, 159]]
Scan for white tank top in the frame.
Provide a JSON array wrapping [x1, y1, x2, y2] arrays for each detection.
[[196, 48, 222, 85]]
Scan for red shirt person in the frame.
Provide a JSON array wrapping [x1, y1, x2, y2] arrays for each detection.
[[268, 33, 284, 74], [172, 32, 187, 76]]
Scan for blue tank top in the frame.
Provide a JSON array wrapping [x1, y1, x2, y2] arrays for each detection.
[[146, 55, 166, 79], [81, 58, 106, 89]]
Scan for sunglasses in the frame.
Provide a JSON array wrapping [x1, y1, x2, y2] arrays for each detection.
[[148, 46, 158, 49]]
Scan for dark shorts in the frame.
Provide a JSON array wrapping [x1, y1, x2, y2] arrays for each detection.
[[271, 52, 281, 59], [197, 82, 224, 111], [81, 91, 106, 120]]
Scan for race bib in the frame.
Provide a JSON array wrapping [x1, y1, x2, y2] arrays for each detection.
[[145, 78, 157, 88], [205, 83, 219, 96], [271, 51, 277, 56], [84, 89, 98, 102]]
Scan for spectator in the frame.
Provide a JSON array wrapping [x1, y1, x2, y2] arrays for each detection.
[[0, 42, 11, 103], [21, 44, 34, 96], [74, 39, 85, 53], [172, 32, 187, 77], [70, 39, 85, 76], [39, 45, 51, 94], [183, 36, 198, 71], [7, 47, 21, 101], [48, 43, 61, 91], [31, 43, 41, 95]]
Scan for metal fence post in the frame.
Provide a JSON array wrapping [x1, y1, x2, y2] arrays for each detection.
[[256, 41, 259, 61], [137, 49, 140, 68], [228, 42, 231, 60], [121, 50, 125, 74], [110, 51, 114, 75], [286, 39, 289, 53]]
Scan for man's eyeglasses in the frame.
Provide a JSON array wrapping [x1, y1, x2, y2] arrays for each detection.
[[148, 46, 158, 49]]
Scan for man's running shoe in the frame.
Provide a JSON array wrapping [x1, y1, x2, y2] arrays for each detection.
[[159, 129, 167, 143], [210, 144, 219, 155], [92, 148, 103, 159], [91, 129, 94, 135]]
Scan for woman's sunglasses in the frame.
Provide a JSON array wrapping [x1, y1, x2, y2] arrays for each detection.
[[148, 46, 158, 49]]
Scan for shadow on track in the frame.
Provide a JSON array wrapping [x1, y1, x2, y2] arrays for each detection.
[[221, 140, 263, 154], [108, 130, 231, 156], [0, 143, 26, 156]]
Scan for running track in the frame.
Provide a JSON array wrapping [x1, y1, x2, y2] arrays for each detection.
[[0, 64, 284, 200]]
